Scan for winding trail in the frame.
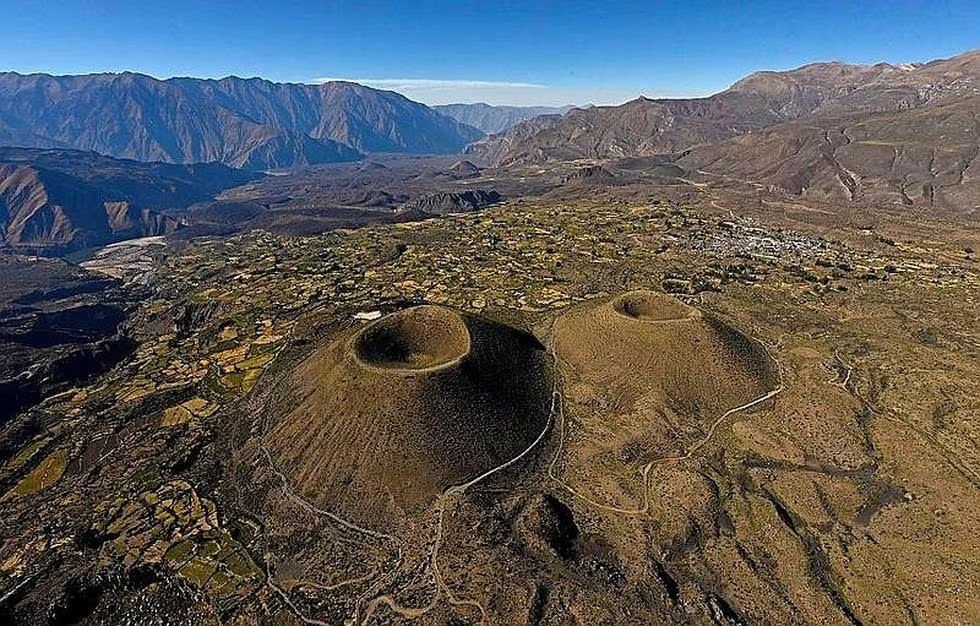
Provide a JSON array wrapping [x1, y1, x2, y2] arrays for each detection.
[[262, 447, 401, 545], [238, 316, 410, 626], [360, 327, 563, 625], [258, 397, 409, 626], [547, 325, 784, 517], [256, 310, 785, 624]]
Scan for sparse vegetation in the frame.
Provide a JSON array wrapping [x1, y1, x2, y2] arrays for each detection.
[[2, 189, 978, 623], [3, 449, 68, 499]]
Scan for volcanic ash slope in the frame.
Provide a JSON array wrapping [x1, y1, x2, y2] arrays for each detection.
[[551, 290, 779, 505], [266, 305, 553, 527], [556, 290, 777, 413]]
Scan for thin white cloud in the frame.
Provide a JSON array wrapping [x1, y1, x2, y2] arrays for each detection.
[[314, 77, 546, 91], [312, 76, 708, 107]]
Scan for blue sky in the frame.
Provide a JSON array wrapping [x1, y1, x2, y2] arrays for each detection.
[[0, 1, 977, 106]]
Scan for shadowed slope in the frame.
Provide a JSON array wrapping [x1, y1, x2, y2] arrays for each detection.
[[353, 306, 471, 371], [0, 148, 257, 252], [266, 306, 552, 526], [0, 73, 483, 170]]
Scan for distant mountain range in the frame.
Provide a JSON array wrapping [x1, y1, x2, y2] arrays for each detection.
[[3, 50, 979, 252], [470, 52, 980, 166], [0, 148, 258, 253], [0, 73, 483, 170], [434, 103, 575, 134], [468, 50, 980, 212]]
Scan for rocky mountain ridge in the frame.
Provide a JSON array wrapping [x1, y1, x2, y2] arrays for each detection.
[[0, 73, 483, 170], [469, 50, 980, 167], [0, 148, 258, 252], [434, 103, 575, 133]]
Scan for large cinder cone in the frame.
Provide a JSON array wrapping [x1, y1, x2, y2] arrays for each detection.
[[266, 305, 552, 526]]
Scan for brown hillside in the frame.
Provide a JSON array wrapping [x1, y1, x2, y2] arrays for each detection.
[[0, 148, 255, 252], [552, 291, 779, 509], [680, 95, 980, 214], [470, 50, 980, 169], [556, 290, 776, 408]]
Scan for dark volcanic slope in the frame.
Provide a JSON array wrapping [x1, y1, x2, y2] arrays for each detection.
[[470, 50, 980, 167], [434, 103, 575, 133], [0, 148, 258, 252], [0, 73, 483, 170], [267, 306, 552, 527], [403, 189, 503, 216], [176, 155, 529, 238]]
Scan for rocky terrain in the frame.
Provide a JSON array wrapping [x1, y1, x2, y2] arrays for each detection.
[[463, 113, 567, 166], [0, 254, 141, 424], [472, 51, 980, 167], [171, 156, 518, 237], [0, 74, 483, 170], [0, 182, 977, 624], [403, 189, 502, 215], [679, 94, 980, 214], [468, 51, 980, 213]]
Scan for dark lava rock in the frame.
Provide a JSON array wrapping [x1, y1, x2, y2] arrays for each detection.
[[562, 165, 616, 183], [404, 189, 502, 215], [515, 494, 579, 560], [0, 254, 139, 423], [446, 160, 482, 178]]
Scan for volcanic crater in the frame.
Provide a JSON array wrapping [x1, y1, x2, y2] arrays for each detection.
[[353, 305, 471, 372], [556, 290, 777, 402], [612, 289, 695, 322]]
